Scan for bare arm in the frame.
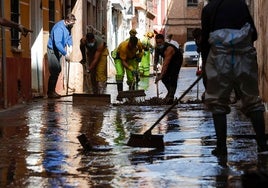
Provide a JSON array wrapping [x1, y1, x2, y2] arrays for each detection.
[[160, 46, 174, 76], [79, 37, 87, 61], [155, 46, 175, 82]]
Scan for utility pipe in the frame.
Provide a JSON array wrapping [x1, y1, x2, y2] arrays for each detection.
[[1, 0, 7, 108]]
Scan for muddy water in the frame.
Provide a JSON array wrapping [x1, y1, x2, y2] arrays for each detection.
[[0, 68, 267, 187]]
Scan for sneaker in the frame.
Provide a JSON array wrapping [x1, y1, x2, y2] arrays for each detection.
[[211, 147, 227, 156]]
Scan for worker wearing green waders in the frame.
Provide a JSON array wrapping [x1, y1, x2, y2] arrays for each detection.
[[112, 36, 143, 93], [139, 31, 154, 77]]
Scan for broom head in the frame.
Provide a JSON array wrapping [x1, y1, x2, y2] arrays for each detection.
[[127, 133, 164, 149]]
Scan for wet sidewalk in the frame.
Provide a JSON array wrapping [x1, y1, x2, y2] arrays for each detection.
[[0, 67, 268, 187]]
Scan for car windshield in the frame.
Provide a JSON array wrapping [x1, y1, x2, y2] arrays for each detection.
[[185, 44, 197, 51]]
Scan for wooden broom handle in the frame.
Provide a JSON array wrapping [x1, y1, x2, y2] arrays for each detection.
[[144, 74, 203, 135]]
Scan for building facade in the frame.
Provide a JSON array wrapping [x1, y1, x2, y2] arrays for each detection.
[[1, 0, 268, 110], [0, 0, 32, 108]]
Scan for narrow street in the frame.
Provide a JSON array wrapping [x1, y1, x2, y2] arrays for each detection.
[[0, 67, 267, 187]]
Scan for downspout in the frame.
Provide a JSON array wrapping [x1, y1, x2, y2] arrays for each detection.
[[1, 0, 7, 108]]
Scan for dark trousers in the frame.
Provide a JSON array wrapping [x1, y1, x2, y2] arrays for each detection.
[[161, 73, 178, 99], [47, 48, 62, 94]]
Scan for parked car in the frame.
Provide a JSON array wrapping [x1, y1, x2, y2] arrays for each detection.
[[183, 41, 199, 67]]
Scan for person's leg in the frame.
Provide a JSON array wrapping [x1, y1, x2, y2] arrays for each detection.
[[126, 59, 137, 90], [96, 52, 108, 94], [161, 74, 178, 104], [90, 69, 98, 94], [249, 111, 268, 152], [47, 48, 61, 98], [168, 73, 178, 100], [211, 113, 227, 156], [115, 59, 124, 92], [143, 51, 151, 77], [161, 76, 170, 98], [236, 47, 268, 153]]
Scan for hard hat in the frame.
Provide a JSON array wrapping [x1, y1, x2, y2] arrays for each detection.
[[147, 32, 154, 38]]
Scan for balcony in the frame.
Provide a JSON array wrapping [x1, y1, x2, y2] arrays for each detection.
[[112, 0, 124, 10]]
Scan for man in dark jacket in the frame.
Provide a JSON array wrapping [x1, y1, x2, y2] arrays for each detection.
[[154, 34, 183, 104], [200, 0, 268, 156]]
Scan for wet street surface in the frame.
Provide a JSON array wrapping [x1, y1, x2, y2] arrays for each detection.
[[0, 67, 268, 187]]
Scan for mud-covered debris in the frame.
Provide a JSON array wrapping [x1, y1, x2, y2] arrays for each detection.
[[113, 97, 203, 106]]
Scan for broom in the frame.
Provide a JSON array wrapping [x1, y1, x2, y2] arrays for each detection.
[[127, 75, 203, 148]]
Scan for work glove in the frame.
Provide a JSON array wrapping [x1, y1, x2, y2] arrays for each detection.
[[196, 69, 202, 76], [155, 75, 162, 83], [80, 59, 86, 64], [65, 54, 70, 62], [67, 45, 73, 54], [153, 64, 158, 71], [136, 57, 141, 62], [132, 70, 139, 76]]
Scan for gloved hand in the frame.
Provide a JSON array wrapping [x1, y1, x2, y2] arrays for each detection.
[[136, 57, 141, 62], [65, 54, 70, 62], [80, 59, 86, 64], [155, 75, 162, 83], [67, 45, 73, 54], [132, 70, 139, 76], [153, 64, 158, 71]]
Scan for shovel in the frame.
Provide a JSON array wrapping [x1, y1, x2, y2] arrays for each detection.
[[127, 75, 203, 148]]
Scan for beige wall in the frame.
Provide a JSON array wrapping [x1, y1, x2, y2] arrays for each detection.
[[165, 0, 203, 46]]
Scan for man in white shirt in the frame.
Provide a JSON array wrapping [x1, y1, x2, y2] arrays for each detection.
[[166, 34, 179, 49]]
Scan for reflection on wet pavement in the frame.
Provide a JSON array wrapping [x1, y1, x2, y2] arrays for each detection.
[[0, 68, 267, 187]]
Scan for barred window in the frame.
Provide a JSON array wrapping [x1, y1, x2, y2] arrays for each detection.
[[187, 0, 198, 7], [187, 28, 195, 41], [10, 0, 20, 48], [49, 0, 55, 32]]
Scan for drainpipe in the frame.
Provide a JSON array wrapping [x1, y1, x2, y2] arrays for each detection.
[[1, 0, 7, 108]]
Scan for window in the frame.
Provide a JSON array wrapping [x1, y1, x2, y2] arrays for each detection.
[[49, 0, 55, 32], [185, 44, 197, 51], [187, 28, 195, 41], [187, 0, 198, 7], [10, 0, 20, 48]]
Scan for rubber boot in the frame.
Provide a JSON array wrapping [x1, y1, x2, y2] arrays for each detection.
[[211, 114, 227, 156], [249, 111, 268, 153], [116, 82, 123, 101], [47, 77, 60, 98], [129, 84, 135, 91], [117, 83, 123, 92]]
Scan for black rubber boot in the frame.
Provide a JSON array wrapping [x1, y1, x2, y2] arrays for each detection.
[[211, 114, 227, 156], [249, 111, 268, 153], [47, 78, 60, 98], [129, 84, 135, 91], [117, 83, 123, 92]]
